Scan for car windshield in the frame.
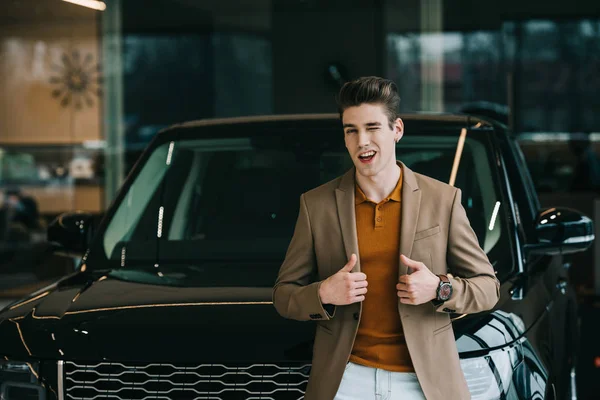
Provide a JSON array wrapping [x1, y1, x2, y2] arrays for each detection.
[[87, 122, 513, 286]]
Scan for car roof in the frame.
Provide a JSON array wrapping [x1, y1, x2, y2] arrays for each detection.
[[156, 113, 497, 140]]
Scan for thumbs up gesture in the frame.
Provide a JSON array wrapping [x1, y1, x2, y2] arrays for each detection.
[[319, 254, 368, 306], [396, 254, 439, 305]]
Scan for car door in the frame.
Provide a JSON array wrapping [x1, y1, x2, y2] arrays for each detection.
[[499, 130, 576, 398]]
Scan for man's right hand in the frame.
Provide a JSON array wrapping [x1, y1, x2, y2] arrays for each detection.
[[319, 254, 368, 305]]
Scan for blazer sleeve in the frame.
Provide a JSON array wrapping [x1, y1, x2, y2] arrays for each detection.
[[435, 188, 500, 314], [272, 193, 335, 321]]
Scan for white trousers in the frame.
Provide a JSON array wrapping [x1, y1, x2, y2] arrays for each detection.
[[334, 362, 427, 400]]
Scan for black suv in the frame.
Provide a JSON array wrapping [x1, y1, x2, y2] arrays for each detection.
[[0, 114, 593, 400]]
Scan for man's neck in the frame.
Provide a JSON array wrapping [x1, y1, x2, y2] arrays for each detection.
[[355, 163, 401, 203]]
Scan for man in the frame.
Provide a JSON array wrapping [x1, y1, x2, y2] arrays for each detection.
[[272, 76, 500, 400]]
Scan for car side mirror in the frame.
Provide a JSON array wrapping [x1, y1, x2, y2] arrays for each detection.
[[47, 211, 96, 256], [525, 207, 594, 256]]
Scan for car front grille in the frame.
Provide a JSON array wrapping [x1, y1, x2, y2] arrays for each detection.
[[64, 361, 310, 400]]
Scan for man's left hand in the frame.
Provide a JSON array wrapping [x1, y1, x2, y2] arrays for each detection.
[[396, 254, 439, 305]]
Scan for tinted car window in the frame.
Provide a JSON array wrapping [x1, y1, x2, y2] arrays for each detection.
[[91, 127, 512, 285]]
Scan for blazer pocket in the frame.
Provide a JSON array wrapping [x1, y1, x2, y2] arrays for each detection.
[[433, 322, 452, 335], [414, 225, 440, 241]]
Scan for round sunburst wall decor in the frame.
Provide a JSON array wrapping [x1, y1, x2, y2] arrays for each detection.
[[50, 50, 102, 110]]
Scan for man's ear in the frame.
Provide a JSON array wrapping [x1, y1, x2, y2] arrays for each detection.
[[395, 118, 404, 142]]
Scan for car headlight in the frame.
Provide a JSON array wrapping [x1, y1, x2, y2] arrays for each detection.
[[0, 360, 44, 399], [460, 344, 523, 400]]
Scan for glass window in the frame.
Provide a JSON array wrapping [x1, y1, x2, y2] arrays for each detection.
[[503, 19, 600, 132], [122, 33, 272, 172], [386, 31, 506, 112], [518, 132, 600, 193]]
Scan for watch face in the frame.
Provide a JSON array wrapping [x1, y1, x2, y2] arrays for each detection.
[[439, 284, 452, 300]]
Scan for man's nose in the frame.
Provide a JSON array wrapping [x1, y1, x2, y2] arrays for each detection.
[[358, 131, 370, 147]]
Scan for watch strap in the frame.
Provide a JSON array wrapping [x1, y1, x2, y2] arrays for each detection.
[[431, 298, 445, 307]]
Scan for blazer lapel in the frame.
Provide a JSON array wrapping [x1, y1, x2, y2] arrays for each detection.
[[335, 168, 361, 272], [399, 163, 421, 275]]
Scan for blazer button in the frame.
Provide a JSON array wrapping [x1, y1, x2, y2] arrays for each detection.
[[353, 312, 360, 320]]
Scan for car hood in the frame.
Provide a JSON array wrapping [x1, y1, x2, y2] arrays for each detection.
[[0, 271, 524, 362]]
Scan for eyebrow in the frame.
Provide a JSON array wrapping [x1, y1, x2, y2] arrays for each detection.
[[342, 121, 382, 128]]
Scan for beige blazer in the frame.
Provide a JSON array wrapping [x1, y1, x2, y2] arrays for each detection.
[[273, 163, 500, 400]]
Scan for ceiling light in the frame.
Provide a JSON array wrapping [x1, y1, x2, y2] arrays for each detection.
[[62, 0, 107, 11]]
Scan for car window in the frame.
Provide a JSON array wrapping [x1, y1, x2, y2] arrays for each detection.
[[497, 133, 540, 242], [103, 144, 170, 259], [93, 127, 512, 286]]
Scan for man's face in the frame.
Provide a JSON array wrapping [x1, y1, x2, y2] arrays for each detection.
[[342, 103, 403, 179]]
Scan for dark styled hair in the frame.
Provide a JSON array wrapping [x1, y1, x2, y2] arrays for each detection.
[[336, 76, 401, 128]]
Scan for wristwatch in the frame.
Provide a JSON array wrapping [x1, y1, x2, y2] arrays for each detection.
[[436, 274, 453, 302]]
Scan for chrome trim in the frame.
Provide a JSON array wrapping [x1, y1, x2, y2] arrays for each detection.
[[166, 141, 175, 165], [489, 201, 501, 231], [120, 246, 126, 267], [58, 360, 64, 400], [172, 113, 487, 129], [563, 234, 595, 244], [570, 366, 577, 400], [500, 152, 525, 300], [157, 206, 164, 238], [8, 291, 50, 310], [67, 361, 310, 372]]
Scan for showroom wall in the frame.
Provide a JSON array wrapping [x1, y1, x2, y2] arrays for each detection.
[[0, 1, 104, 296], [0, 23, 101, 144], [0, 11, 103, 215]]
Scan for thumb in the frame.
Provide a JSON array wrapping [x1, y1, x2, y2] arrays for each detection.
[[342, 254, 357, 272], [401, 254, 423, 270]]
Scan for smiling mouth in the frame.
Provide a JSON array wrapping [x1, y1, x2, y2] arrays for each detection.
[[358, 151, 377, 162]]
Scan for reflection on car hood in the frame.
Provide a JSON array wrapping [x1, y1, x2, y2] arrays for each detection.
[[0, 271, 524, 362], [453, 310, 526, 355]]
